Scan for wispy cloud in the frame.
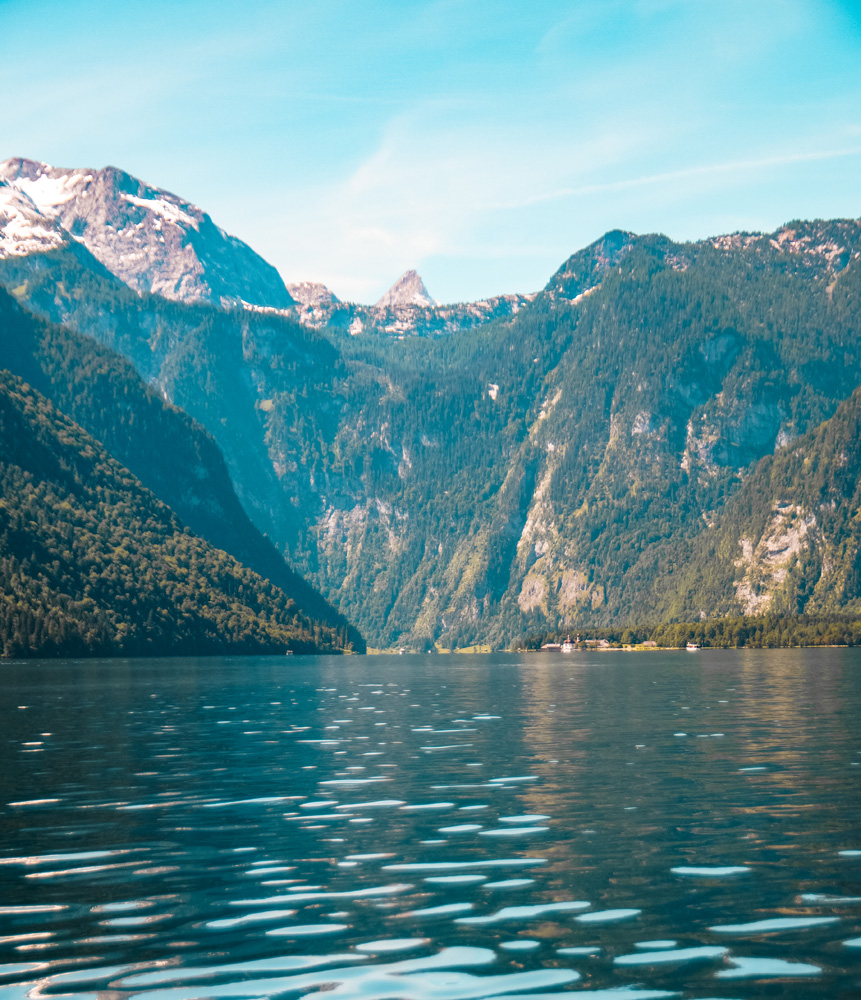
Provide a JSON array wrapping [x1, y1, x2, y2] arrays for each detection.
[[504, 146, 861, 209]]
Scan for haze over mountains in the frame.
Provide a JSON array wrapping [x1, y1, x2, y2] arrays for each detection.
[[2, 156, 861, 652]]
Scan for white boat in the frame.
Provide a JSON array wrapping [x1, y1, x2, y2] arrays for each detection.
[[686, 642, 700, 651]]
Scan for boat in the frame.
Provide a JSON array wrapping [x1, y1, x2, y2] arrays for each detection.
[[685, 642, 700, 651]]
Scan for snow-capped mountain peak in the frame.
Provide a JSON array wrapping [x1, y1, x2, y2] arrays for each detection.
[[375, 269, 436, 309], [0, 157, 294, 309]]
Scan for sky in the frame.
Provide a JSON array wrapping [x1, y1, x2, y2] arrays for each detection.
[[1, 0, 860, 303]]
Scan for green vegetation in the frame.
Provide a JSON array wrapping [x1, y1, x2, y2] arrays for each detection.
[[0, 372, 357, 658]]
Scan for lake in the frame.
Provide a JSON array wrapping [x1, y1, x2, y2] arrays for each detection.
[[1, 649, 860, 999]]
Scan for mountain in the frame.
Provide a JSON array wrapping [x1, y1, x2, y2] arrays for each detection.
[[0, 158, 294, 309], [0, 287, 364, 651], [0, 372, 357, 657], [375, 269, 436, 309], [3, 158, 861, 647], [0, 159, 530, 340]]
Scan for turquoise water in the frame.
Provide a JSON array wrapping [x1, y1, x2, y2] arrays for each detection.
[[1, 649, 860, 998]]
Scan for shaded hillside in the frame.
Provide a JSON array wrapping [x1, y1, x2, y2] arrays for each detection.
[[0, 245, 339, 547], [0, 289, 363, 651], [0, 372, 357, 658]]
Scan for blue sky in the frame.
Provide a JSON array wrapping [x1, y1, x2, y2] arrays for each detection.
[[2, 0, 860, 302]]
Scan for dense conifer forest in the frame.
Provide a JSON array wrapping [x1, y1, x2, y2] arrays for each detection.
[[0, 372, 357, 658]]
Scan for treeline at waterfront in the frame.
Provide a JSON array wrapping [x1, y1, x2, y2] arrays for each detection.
[[517, 615, 861, 650]]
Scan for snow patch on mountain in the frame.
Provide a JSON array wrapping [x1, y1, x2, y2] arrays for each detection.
[[12, 170, 91, 213], [0, 182, 69, 257], [122, 193, 200, 230]]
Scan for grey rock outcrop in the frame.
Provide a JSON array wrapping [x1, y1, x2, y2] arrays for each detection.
[[375, 269, 436, 309]]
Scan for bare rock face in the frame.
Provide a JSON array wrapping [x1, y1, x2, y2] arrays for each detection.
[[0, 158, 294, 309], [285, 281, 341, 327], [375, 269, 436, 309], [286, 281, 339, 307]]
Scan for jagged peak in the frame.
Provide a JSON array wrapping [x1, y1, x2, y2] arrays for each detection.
[[375, 269, 436, 309]]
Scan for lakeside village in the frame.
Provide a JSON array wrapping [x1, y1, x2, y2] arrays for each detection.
[[511, 615, 861, 651], [538, 635, 678, 652], [368, 614, 861, 654], [372, 614, 861, 654]]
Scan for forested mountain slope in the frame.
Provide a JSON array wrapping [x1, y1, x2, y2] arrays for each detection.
[[0, 289, 363, 651], [0, 373, 357, 657], [3, 207, 860, 648]]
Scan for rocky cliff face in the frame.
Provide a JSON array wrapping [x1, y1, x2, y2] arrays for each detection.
[[0, 158, 294, 309], [656, 378, 861, 622], [285, 281, 344, 329]]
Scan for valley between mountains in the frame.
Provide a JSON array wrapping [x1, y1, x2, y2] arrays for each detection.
[[2, 156, 861, 654]]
